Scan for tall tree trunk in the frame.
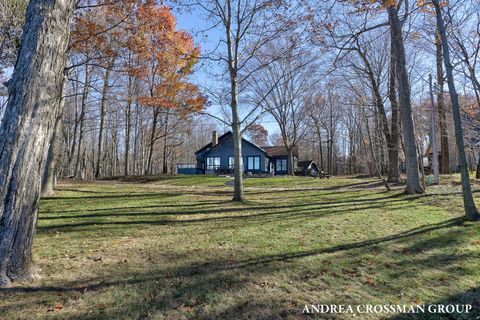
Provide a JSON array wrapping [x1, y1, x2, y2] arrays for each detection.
[[146, 108, 159, 175], [124, 77, 133, 176], [287, 147, 295, 175], [67, 79, 79, 176], [0, 0, 76, 287], [42, 80, 67, 196], [434, 1, 479, 220], [317, 131, 324, 171], [435, 21, 450, 174], [387, 6, 424, 194], [73, 64, 90, 179], [387, 43, 400, 182], [357, 48, 398, 182], [162, 111, 169, 174], [363, 108, 391, 191], [476, 151, 480, 179], [133, 103, 140, 175], [95, 58, 114, 179], [231, 77, 245, 201], [225, 0, 245, 202], [429, 74, 440, 184]]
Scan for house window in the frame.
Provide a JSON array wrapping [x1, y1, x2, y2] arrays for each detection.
[[247, 156, 260, 170], [276, 159, 287, 172], [206, 157, 220, 170], [229, 156, 235, 169]]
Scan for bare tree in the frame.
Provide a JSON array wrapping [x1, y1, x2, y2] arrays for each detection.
[[252, 43, 314, 175], [387, 3, 424, 194], [189, 0, 302, 201], [433, 0, 479, 220]]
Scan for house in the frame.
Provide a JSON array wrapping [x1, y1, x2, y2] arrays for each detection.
[[194, 131, 299, 175]]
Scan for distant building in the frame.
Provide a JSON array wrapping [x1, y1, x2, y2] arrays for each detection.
[[191, 131, 317, 175]]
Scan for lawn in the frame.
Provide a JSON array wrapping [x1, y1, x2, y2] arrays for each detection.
[[1, 175, 479, 319]]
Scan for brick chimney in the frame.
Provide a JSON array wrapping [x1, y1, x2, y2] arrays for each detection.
[[212, 131, 219, 147]]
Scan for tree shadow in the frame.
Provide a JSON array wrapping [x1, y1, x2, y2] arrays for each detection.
[[37, 193, 421, 233], [1, 217, 470, 319]]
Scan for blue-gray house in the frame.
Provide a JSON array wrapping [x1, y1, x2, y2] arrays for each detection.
[[195, 131, 298, 175]]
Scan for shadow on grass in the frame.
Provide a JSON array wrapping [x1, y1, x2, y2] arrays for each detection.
[[37, 192, 422, 233], [387, 287, 480, 320], [41, 192, 185, 201], [1, 217, 471, 319], [9, 217, 465, 295]]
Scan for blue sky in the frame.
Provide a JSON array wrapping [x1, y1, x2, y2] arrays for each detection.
[[174, 7, 281, 136]]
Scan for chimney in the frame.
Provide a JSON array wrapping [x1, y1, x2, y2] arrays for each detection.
[[212, 131, 219, 147]]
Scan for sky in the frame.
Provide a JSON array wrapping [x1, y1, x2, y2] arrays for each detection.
[[173, 6, 282, 137]]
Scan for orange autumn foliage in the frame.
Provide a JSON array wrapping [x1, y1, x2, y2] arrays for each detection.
[[132, 3, 205, 114], [71, 1, 206, 115]]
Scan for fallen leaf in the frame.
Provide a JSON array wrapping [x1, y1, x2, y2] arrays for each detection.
[[366, 278, 376, 286]]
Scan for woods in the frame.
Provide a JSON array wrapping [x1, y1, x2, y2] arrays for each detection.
[[0, 0, 479, 301]]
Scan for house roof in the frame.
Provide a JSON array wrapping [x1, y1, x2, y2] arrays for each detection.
[[261, 146, 298, 157], [195, 131, 300, 158], [195, 131, 270, 157], [194, 131, 233, 155]]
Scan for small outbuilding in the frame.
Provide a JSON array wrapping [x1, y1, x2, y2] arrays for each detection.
[[297, 160, 320, 177]]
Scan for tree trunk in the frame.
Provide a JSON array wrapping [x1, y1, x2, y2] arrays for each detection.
[[67, 79, 79, 176], [162, 111, 169, 174], [146, 108, 159, 175], [232, 119, 245, 202], [73, 64, 91, 179], [0, 0, 76, 287], [94, 58, 114, 179], [363, 108, 391, 191], [317, 131, 324, 171], [387, 42, 400, 182], [124, 77, 133, 176], [358, 48, 398, 182], [429, 74, 440, 184], [387, 6, 424, 194], [435, 21, 450, 174], [42, 83, 66, 196], [231, 78, 245, 201], [476, 151, 480, 179], [434, 1, 479, 220], [287, 147, 295, 176]]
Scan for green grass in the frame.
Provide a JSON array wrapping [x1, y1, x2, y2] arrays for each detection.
[[1, 175, 479, 319]]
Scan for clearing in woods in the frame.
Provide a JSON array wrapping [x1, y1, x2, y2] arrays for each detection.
[[1, 175, 479, 319]]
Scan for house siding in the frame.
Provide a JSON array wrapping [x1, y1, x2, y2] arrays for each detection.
[[200, 135, 268, 173], [195, 132, 300, 175]]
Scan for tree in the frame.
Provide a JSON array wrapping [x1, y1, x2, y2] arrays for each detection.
[[333, 0, 423, 193], [189, 0, 302, 201], [0, 0, 76, 287], [433, 0, 479, 220], [132, 3, 201, 175], [246, 123, 269, 146], [253, 43, 315, 175], [334, 34, 400, 182], [386, 2, 424, 194], [447, 1, 480, 177], [435, 14, 450, 174]]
